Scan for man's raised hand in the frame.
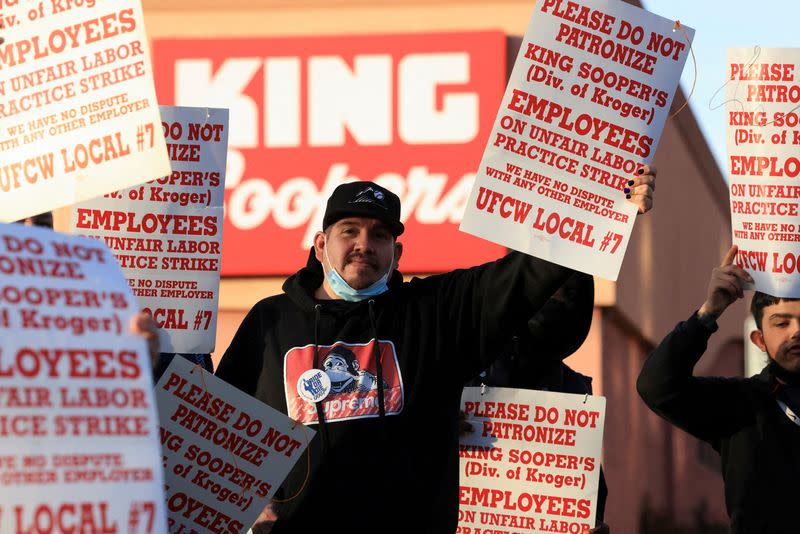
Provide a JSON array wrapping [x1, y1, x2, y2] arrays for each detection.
[[698, 245, 753, 321]]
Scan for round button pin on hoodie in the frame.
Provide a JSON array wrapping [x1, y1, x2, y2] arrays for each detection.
[[297, 369, 332, 403]]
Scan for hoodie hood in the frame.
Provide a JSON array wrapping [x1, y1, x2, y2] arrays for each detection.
[[283, 248, 403, 311]]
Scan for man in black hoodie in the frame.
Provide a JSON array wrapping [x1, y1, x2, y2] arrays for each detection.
[[637, 245, 800, 533], [217, 173, 655, 533]]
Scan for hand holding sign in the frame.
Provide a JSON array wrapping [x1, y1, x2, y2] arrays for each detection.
[[129, 311, 160, 367], [626, 164, 656, 214]]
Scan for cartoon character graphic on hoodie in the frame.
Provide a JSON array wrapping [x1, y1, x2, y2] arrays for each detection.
[[323, 346, 387, 394]]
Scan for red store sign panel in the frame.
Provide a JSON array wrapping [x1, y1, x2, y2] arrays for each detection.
[[153, 32, 506, 275]]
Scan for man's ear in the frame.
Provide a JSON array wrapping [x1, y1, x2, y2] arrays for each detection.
[[393, 241, 403, 270], [750, 329, 767, 352], [313, 231, 326, 264]]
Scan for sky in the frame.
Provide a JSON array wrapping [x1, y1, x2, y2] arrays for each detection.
[[642, 0, 797, 179]]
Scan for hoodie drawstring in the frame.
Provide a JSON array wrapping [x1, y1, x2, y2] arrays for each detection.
[[311, 301, 385, 452], [368, 299, 386, 418], [312, 304, 329, 453]]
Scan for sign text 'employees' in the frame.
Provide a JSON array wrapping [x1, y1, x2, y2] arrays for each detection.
[[0, 9, 137, 68], [459, 487, 591, 519], [0, 348, 140, 380], [504, 89, 654, 158], [74, 210, 217, 236]]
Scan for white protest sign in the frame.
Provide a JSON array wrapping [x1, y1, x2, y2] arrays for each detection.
[[71, 106, 228, 353], [155, 356, 313, 534], [0, 0, 170, 222], [728, 48, 800, 297], [459, 387, 605, 534], [0, 223, 166, 533], [460, 0, 693, 280]]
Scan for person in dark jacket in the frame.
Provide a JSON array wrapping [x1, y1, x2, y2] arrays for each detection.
[[468, 272, 610, 533], [218, 173, 655, 533], [637, 245, 800, 533]]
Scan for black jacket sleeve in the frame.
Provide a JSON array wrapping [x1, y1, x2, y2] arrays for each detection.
[[214, 302, 267, 396], [415, 251, 572, 382], [636, 312, 756, 445]]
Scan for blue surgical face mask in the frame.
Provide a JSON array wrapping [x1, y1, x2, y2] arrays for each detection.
[[323, 242, 393, 302]]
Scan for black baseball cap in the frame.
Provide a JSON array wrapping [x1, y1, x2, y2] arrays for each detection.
[[322, 181, 404, 236]]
